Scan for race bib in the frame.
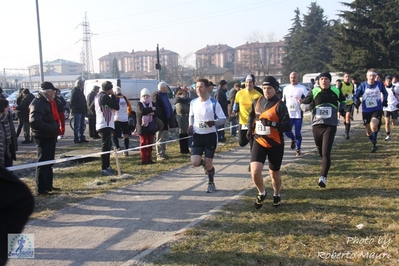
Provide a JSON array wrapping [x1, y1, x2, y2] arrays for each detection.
[[315, 106, 332, 119], [289, 103, 298, 111], [241, 124, 248, 130], [365, 99, 377, 108], [346, 94, 353, 101], [255, 121, 270, 135], [195, 121, 208, 129]]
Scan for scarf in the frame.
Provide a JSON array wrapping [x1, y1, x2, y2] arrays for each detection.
[[50, 99, 60, 130], [140, 98, 153, 127]]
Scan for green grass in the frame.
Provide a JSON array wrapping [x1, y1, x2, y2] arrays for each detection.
[[140, 125, 399, 266]]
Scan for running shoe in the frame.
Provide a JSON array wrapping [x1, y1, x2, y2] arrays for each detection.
[[290, 140, 296, 149], [273, 196, 281, 207], [371, 146, 378, 153], [318, 176, 327, 188], [254, 192, 267, 209], [296, 149, 302, 157], [385, 135, 391, 141], [207, 182, 216, 193]]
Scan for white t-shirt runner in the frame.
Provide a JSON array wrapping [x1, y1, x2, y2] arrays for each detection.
[[282, 84, 309, 119], [190, 97, 226, 135]]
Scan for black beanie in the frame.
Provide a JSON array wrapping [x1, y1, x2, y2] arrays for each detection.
[[262, 76, 278, 90], [102, 81, 113, 91], [319, 72, 332, 82]]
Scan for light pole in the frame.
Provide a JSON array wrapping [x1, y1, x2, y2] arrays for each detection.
[[35, 0, 44, 83]]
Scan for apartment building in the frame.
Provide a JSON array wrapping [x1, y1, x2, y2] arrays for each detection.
[[195, 44, 235, 70], [28, 59, 83, 76], [98, 48, 179, 77], [235, 41, 286, 81]]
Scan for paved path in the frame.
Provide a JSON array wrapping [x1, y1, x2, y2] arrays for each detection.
[[7, 116, 363, 266]]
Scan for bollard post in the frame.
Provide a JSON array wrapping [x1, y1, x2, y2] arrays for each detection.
[[114, 147, 121, 177]]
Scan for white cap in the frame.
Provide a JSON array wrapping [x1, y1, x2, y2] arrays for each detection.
[[140, 88, 151, 97], [245, 75, 253, 81]]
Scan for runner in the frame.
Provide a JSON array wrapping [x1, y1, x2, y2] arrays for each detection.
[[187, 78, 226, 193], [232, 75, 262, 171], [382, 75, 399, 141], [282, 71, 309, 156], [353, 68, 388, 152], [339, 73, 355, 139], [247, 76, 291, 209], [301, 72, 346, 188]]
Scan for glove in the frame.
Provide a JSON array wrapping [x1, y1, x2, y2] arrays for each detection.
[[187, 125, 194, 136], [354, 100, 361, 109], [382, 100, 388, 107], [205, 121, 215, 127], [396, 103, 399, 108], [339, 109, 346, 117], [246, 129, 253, 140]]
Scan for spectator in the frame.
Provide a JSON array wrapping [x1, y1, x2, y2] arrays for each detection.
[[112, 86, 132, 156], [95, 81, 120, 175], [0, 87, 5, 99], [54, 89, 67, 139], [16, 89, 35, 144], [29, 81, 60, 196], [152, 81, 177, 161], [214, 80, 228, 143], [136, 88, 161, 164], [15, 88, 24, 138], [175, 89, 190, 154], [0, 165, 34, 266], [87, 85, 101, 139], [70, 79, 88, 143], [0, 98, 17, 167], [228, 83, 240, 138]]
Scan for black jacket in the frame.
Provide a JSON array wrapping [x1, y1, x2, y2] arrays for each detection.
[[29, 93, 59, 140], [55, 95, 66, 113], [214, 87, 228, 117], [70, 87, 87, 114], [152, 91, 177, 129], [16, 93, 35, 122], [136, 101, 161, 135], [86, 90, 97, 118]]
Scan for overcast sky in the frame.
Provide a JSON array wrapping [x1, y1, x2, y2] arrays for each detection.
[[1, 0, 349, 74]]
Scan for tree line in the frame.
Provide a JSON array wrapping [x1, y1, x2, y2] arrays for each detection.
[[282, 0, 399, 83]]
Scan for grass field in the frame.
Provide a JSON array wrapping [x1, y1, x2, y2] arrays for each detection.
[[140, 126, 399, 266]]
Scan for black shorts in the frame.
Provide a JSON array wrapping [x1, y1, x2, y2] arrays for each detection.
[[191, 132, 217, 158], [362, 110, 383, 125], [250, 141, 284, 171], [345, 104, 354, 113], [114, 121, 130, 136], [384, 110, 399, 119]]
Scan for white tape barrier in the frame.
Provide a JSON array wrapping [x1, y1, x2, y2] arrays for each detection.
[[7, 124, 239, 173]]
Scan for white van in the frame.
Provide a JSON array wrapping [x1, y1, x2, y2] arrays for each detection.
[[84, 78, 175, 130]]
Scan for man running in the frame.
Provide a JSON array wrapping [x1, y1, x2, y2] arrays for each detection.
[[282, 71, 309, 156], [232, 75, 262, 171], [302, 72, 346, 188], [188, 78, 226, 193], [354, 68, 388, 153], [382, 75, 399, 140], [339, 73, 355, 139], [247, 76, 291, 209]]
